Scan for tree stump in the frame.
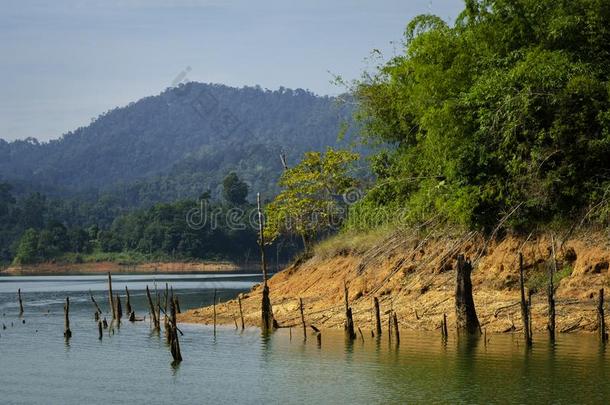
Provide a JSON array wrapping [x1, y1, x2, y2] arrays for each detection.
[[343, 283, 356, 340], [519, 253, 532, 346], [373, 297, 382, 337], [125, 286, 132, 316], [238, 296, 245, 330], [18, 289, 24, 316], [598, 288, 608, 343], [455, 255, 480, 335], [63, 297, 72, 339], [299, 298, 307, 339], [108, 273, 116, 320], [146, 285, 160, 330]]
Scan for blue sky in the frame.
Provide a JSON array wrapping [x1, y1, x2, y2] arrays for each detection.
[[0, 0, 463, 141]]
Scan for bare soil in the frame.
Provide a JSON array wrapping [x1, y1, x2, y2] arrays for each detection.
[[179, 229, 610, 335]]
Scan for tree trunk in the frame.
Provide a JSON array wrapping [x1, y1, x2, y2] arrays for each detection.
[[455, 254, 480, 335], [64, 297, 72, 339], [125, 286, 132, 316], [146, 285, 159, 330], [598, 288, 607, 343], [299, 298, 307, 339], [108, 273, 116, 320], [18, 289, 24, 316], [373, 297, 382, 337], [238, 296, 245, 330], [344, 283, 356, 340], [257, 193, 275, 332], [519, 253, 532, 346]]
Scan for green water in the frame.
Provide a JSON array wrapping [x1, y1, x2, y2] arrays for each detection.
[[0, 274, 608, 404]]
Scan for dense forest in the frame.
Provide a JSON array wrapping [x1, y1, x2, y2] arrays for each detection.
[[0, 83, 356, 207], [346, 0, 610, 233]]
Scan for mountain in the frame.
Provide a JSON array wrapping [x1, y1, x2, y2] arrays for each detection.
[[0, 83, 356, 206]]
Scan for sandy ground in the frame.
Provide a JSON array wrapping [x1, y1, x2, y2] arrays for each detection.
[[179, 229, 610, 335], [1, 261, 242, 275]]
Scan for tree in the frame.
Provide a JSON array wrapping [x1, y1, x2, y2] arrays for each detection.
[[354, 0, 610, 231], [13, 229, 39, 265], [265, 148, 359, 251], [222, 172, 249, 205]]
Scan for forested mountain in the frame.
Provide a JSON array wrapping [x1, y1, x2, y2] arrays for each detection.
[[0, 83, 355, 206]]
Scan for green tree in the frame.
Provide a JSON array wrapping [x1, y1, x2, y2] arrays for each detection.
[[13, 228, 39, 265], [222, 172, 249, 205], [265, 148, 359, 251], [354, 0, 610, 231]]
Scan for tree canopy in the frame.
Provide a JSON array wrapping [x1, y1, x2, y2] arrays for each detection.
[[353, 0, 610, 232]]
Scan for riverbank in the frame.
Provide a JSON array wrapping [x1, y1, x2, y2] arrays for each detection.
[[179, 227, 610, 334], [1, 260, 243, 275]]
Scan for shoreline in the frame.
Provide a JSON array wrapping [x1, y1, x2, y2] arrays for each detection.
[[0, 260, 250, 275], [178, 229, 610, 335]]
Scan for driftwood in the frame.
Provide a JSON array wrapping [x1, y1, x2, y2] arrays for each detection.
[[63, 297, 72, 339], [455, 255, 480, 335], [373, 297, 382, 337]]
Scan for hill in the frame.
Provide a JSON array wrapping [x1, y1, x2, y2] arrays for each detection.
[[0, 83, 355, 206]]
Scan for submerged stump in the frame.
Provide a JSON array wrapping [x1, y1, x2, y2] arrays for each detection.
[[64, 297, 72, 339]]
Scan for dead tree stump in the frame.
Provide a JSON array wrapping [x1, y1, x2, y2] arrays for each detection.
[[169, 293, 182, 364], [343, 283, 356, 340], [89, 290, 102, 318], [108, 273, 116, 320], [238, 296, 245, 330], [455, 255, 480, 335], [373, 297, 382, 337], [146, 285, 160, 330], [441, 313, 448, 340], [298, 298, 307, 339], [115, 294, 122, 324], [519, 253, 532, 346], [98, 320, 103, 340], [125, 286, 132, 316], [257, 193, 275, 332], [18, 289, 24, 316], [598, 288, 608, 343], [392, 312, 400, 345], [63, 297, 72, 339]]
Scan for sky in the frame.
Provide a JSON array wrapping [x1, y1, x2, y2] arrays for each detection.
[[0, 0, 464, 142]]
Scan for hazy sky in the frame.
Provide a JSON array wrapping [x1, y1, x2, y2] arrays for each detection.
[[0, 0, 463, 141]]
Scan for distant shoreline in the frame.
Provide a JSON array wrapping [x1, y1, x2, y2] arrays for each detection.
[[0, 260, 258, 275]]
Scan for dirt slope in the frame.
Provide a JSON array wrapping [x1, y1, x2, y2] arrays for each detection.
[[179, 229, 610, 334]]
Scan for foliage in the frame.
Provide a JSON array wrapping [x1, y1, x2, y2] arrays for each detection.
[[222, 172, 249, 205], [0, 84, 356, 208], [265, 148, 359, 250], [353, 0, 610, 232]]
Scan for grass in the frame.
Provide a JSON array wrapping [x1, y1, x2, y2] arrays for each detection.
[[525, 264, 574, 293], [313, 225, 398, 260]]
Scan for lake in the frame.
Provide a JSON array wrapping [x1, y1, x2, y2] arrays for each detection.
[[1, 273, 608, 404]]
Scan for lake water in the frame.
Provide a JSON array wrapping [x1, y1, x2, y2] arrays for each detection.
[[1, 273, 609, 404]]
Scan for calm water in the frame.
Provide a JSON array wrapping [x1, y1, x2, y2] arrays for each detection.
[[1, 273, 609, 404]]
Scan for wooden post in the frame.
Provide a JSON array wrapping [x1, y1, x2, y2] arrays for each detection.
[[108, 273, 116, 320], [299, 298, 307, 339], [125, 286, 132, 316], [455, 255, 480, 335], [146, 285, 159, 330], [392, 312, 400, 345], [373, 297, 382, 337], [257, 193, 275, 331], [343, 282, 356, 340], [18, 289, 24, 316], [64, 297, 72, 338], [441, 313, 448, 340], [548, 237, 557, 341], [598, 288, 608, 343], [238, 296, 245, 330], [213, 288, 217, 337]]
